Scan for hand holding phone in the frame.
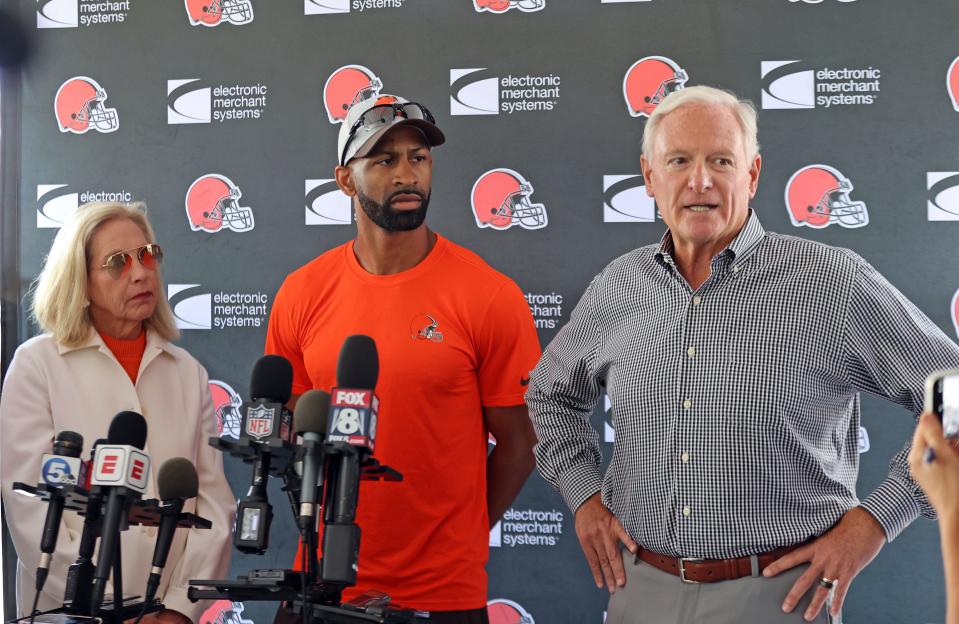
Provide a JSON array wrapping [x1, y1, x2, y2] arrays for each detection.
[[924, 369, 959, 439]]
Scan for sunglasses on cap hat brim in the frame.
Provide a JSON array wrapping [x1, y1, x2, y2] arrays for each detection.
[[339, 100, 445, 166]]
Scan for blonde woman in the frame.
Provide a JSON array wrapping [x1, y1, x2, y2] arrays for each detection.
[[0, 202, 235, 623]]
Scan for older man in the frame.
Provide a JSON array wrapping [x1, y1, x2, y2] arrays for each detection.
[[526, 85, 959, 623]]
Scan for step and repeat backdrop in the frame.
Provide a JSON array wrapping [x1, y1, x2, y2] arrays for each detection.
[[6, 0, 959, 622]]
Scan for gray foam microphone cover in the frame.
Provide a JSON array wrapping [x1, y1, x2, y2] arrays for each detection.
[[294, 389, 331, 435], [157, 457, 199, 501]]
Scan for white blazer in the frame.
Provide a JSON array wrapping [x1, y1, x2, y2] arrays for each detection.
[[0, 330, 236, 623]]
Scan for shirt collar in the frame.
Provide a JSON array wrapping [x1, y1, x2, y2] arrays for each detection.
[[57, 326, 175, 357], [655, 209, 765, 267]]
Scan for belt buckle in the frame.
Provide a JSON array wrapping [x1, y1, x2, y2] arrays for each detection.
[[678, 557, 703, 584]]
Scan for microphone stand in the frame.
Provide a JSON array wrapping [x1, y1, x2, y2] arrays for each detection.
[[111, 533, 122, 624], [8, 482, 211, 624], [189, 436, 414, 623]]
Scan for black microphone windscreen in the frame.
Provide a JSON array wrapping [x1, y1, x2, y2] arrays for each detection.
[[157, 458, 199, 501], [294, 390, 331, 435], [53, 430, 84, 457], [107, 411, 147, 449], [250, 355, 293, 403], [336, 335, 379, 389]]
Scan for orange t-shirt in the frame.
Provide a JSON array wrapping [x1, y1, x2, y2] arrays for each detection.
[[265, 234, 541, 611]]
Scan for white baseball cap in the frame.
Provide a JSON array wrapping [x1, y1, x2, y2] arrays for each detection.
[[337, 94, 445, 166]]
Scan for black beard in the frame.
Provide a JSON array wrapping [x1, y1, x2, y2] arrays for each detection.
[[356, 188, 430, 232]]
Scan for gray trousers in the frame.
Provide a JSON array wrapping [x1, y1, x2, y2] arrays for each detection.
[[606, 551, 841, 624]]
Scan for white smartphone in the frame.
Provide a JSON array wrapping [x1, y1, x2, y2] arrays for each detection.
[[924, 369, 959, 439]]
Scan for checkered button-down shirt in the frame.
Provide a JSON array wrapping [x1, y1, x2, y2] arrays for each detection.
[[526, 211, 959, 558]]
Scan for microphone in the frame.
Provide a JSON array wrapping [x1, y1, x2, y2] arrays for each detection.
[[235, 355, 294, 554], [142, 458, 199, 607], [34, 431, 85, 597], [327, 335, 380, 455], [322, 335, 379, 586], [241, 355, 294, 444], [64, 438, 107, 612], [89, 411, 150, 616], [293, 390, 330, 535]]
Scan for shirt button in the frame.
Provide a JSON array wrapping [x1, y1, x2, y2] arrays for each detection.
[[682, 506, 691, 517], [687, 346, 696, 357], [692, 295, 702, 306], [731, 265, 740, 273], [683, 399, 692, 410], [681, 451, 689, 463]]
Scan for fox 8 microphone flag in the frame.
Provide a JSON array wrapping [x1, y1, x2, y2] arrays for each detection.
[[10, 1, 959, 622]]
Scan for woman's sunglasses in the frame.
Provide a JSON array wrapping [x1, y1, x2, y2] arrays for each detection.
[[98, 243, 163, 279]]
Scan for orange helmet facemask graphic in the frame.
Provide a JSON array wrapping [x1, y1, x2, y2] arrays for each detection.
[[324, 65, 384, 124], [54, 77, 119, 134], [473, 0, 545, 13], [199, 600, 254, 624], [471, 168, 548, 231], [186, 174, 255, 233], [184, 0, 254, 26], [952, 288, 959, 341], [785, 164, 869, 229], [209, 380, 243, 439], [487, 599, 535, 624], [623, 56, 688, 118], [948, 56, 959, 112]]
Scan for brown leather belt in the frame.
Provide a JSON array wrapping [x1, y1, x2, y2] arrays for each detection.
[[635, 544, 800, 583]]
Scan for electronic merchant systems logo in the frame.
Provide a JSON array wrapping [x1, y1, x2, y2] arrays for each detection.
[[623, 56, 687, 118], [785, 164, 868, 229], [36, 0, 130, 28], [928, 172, 959, 221], [489, 507, 563, 548], [471, 168, 548, 230], [305, 0, 406, 12], [37, 184, 133, 228], [603, 174, 656, 222], [305, 179, 352, 225], [305, 0, 349, 13], [761, 60, 881, 109], [603, 394, 614, 442], [168, 284, 270, 330], [184, 0, 253, 27], [324, 65, 383, 123], [450, 68, 560, 116], [525, 292, 563, 330], [167, 79, 268, 124]]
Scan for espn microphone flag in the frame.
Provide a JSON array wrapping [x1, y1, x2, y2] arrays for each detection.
[[90, 445, 150, 493]]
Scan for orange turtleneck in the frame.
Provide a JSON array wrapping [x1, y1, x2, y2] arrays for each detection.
[[99, 328, 146, 384]]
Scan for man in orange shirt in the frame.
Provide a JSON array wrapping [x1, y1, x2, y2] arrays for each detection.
[[266, 94, 541, 624]]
